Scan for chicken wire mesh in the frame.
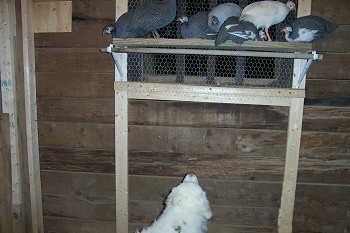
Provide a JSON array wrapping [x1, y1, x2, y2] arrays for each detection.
[[124, 0, 299, 88]]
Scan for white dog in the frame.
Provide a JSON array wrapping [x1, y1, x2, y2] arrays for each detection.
[[136, 172, 212, 233]]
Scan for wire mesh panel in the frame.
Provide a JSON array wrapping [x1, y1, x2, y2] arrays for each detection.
[[126, 0, 299, 88]]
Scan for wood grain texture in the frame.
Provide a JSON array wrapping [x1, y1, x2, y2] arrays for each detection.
[[35, 48, 114, 73], [36, 72, 114, 98], [40, 171, 350, 232], [39, 147, 350, 184], [34, 21, 113, 48], [308, 53, 350, 80], [0, 114, 13, 233], [306, 79, 350, 98], [312, 25, 350, 53], [311, 0, 350, 24], [37, 98, 350, 132]]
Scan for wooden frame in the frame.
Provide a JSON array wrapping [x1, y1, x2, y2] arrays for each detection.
[[0, 0, 44, 232], [112, 1, 313, 233]]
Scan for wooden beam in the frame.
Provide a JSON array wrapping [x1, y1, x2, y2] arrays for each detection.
[[21, 0, 44, 231], [278, 98, 305, 233], [0, 1, 26, 231], [115, 90, 129, 233], [114, 82, 305, 107], [112, 38, 312, 52], [0, 114, 13, 233]]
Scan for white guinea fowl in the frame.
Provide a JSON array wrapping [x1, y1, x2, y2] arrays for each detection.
[[239, 0, 296, 41]]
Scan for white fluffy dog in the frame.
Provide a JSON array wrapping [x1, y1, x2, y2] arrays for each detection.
[[136, 172, 212, 233]]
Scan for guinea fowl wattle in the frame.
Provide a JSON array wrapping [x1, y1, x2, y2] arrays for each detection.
[[281, 15, 337, 42], [239, 0, 296, 41]]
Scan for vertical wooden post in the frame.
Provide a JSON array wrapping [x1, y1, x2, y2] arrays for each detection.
[[278, 97, 304, 233], [0, 114, 13, 233], [0, 1, 26, 232], [21, 0, 44, 231], [278, 1, 311, 232], [115, 89, 129, 233], [115, 1, 128, 232]]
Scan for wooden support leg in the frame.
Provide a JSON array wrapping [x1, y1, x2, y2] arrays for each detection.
[[278, 97, 304, 233], [115, 90, 129, 233]]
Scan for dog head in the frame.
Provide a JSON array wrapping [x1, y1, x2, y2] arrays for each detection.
[[165, 173, 212, 220]]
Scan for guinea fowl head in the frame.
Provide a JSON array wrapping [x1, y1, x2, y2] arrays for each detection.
[[211, 16, 219, 26], [286, 1, 296, 11], [102, 24, 114, 35], [177, 16, 189, 24], [281, 26, 292, 35]]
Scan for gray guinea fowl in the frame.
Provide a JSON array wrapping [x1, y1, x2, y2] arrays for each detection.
[[215, 16, 265, 46], [208, 3, 242, 33], [178, 11, 216, 39], [281, 15, 337, 42], [102, 10, 148, 38], [126, 0, 177, 38]]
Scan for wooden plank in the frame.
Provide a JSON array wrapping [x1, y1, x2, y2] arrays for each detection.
[[115, 90, 129, 233], [44, 217, 115, 233], [0, 114, 13, 233], [36, 72, 113, 98], [308, 53, 350, 80], [312, 25, 350, 53], [111, 38, 312, 53], [40, 171, 350, 208], [306, 79, 350, 98], [34, 21, 113, 48], [21, 0, 44, 230], [39, 171, 350, 232], [0, 2, 26, 231], [278, 98, 304, 233], [33, 1, 72, 33], [36, 98, 350, 133], [114, 82, 304, 107], [37, 122, 350, 161], [39, 147, 350, 184], [35, 48, 115, 73], [311, 0, 350, 25]]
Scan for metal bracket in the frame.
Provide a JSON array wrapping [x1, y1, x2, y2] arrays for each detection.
[[106, 44, 125, 81], [296, 51, 322, 88]]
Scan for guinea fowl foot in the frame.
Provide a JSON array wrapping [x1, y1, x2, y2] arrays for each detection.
[[152, 30, 160, 39], [265, 28, 273, 41]]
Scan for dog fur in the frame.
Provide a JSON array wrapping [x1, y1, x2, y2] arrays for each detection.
[[136, 173, 212, 233]]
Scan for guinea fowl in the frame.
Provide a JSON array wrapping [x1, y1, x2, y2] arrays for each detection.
[[281, 15, 337, 42], [208, 3, 242, 33], [239, 0, 296, 41], [102, 10, 148, 38], [178, 11, 216, 39], [126, 0, 177, 38], [215, 16, 266, 46]]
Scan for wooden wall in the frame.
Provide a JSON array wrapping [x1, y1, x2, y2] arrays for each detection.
[[35, 0, 350, 232]]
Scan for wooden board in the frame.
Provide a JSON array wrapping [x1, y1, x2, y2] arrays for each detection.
[[35, 21, 113, 48], [0, 114, 13, 233], [39, 171, 350, 232], [36, 98, 350, 133], [35, 48, 114, 72], [33, 1, 72, 33], [308, 53, 350, 80], [38, 147, 350, 184]]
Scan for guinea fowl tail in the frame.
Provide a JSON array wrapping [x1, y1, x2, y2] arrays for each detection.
[[326, 21, 338, 33], [214, 33, 228, 46]]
